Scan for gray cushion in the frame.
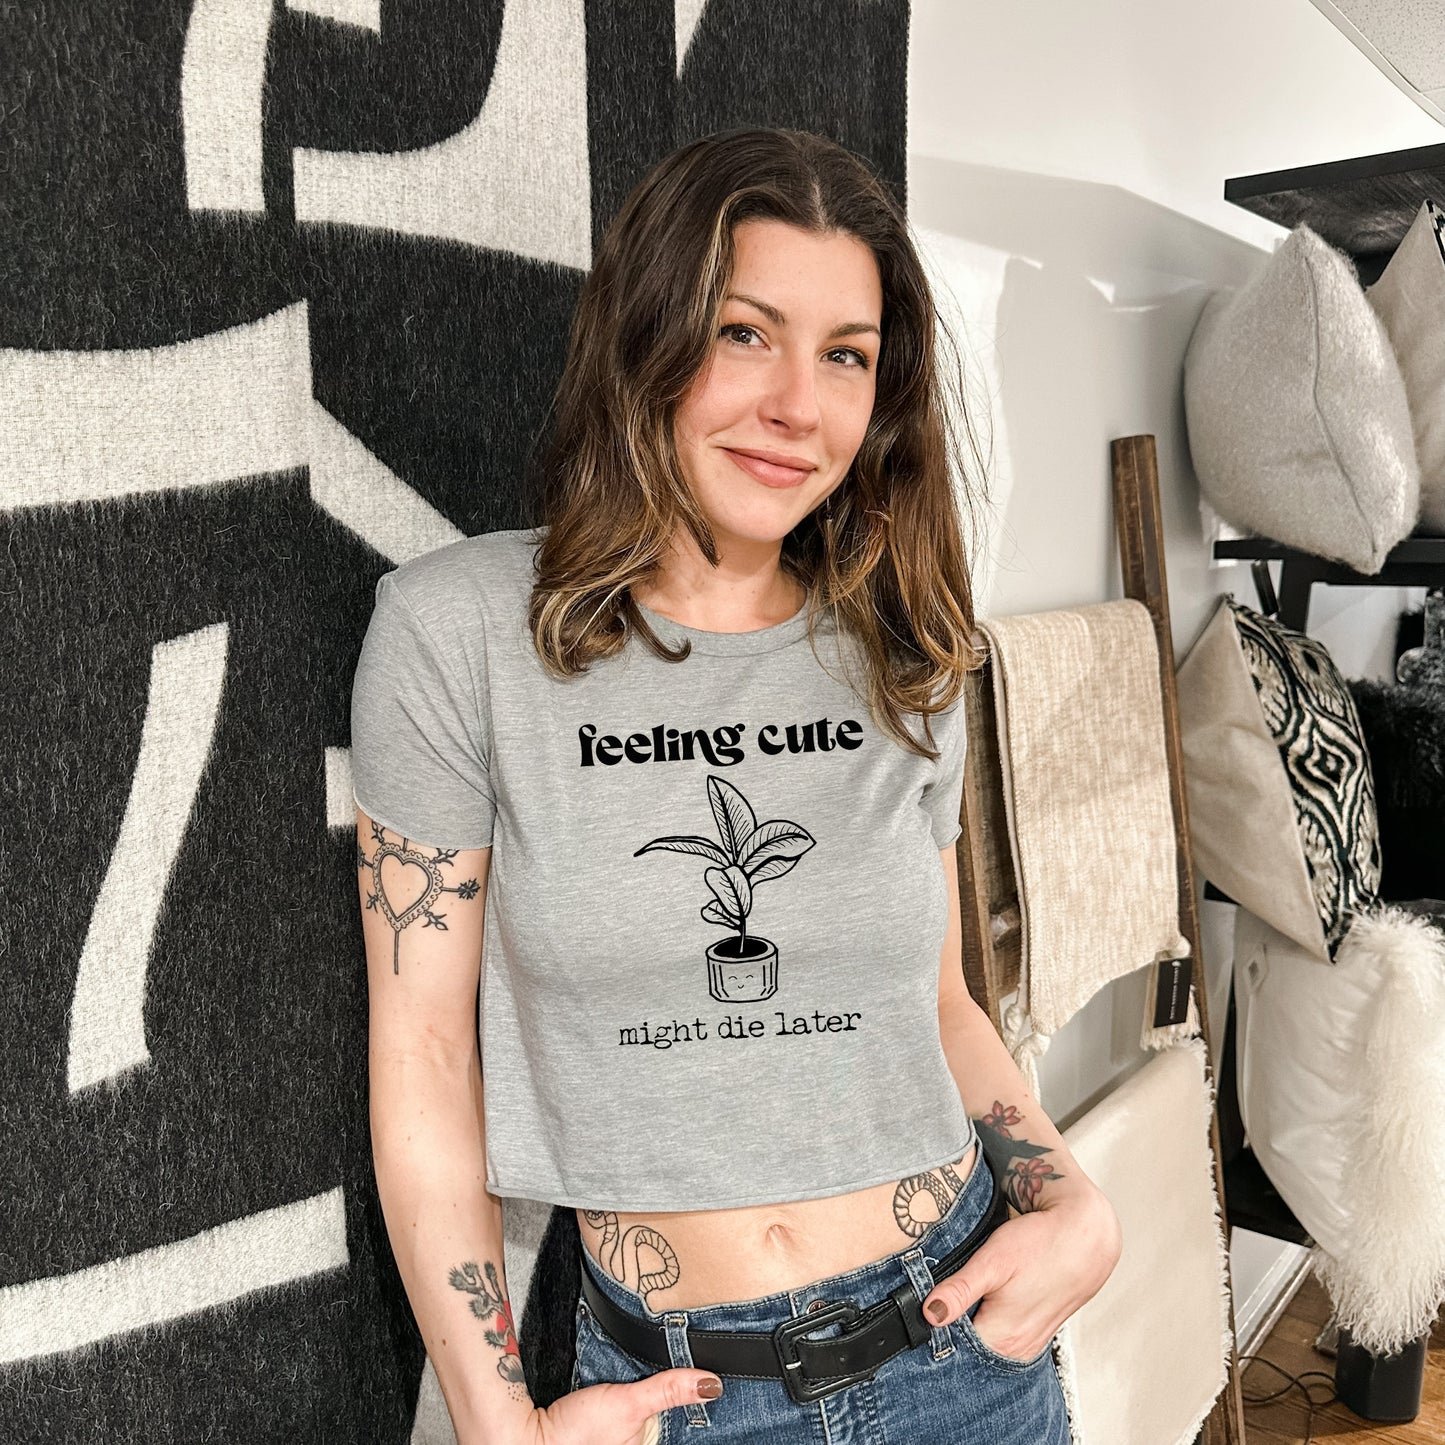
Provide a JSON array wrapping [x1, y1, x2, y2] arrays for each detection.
[[1366, 199, 1445, 534], [1183, 225, 1419, 573]]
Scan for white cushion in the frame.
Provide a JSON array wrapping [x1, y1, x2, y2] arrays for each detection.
[[1366, 199, 1445, 533], [1233, 905, 1445, 1354], [1183, 225, 1419, 573]]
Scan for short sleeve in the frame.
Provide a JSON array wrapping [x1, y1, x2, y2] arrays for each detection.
[[919, 697, 968, 849], [350, 571, 496, 849]]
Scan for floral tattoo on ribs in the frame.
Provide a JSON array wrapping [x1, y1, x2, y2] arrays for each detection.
[[975, 1101, 1064, 1212], [448, 1260, 526, 1393], [357, 821, 481, 973]]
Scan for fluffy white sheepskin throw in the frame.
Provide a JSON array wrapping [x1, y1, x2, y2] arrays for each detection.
[[1236, 904, 1445, 1354], [1311, 907, 1445, 1354]]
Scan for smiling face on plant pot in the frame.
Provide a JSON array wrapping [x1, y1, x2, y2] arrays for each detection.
[[671, 218, 883, 551]]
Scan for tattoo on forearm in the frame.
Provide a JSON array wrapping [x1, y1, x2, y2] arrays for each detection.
[[891, 1147, 974, 1238], [975, 1101, 1064, 1212], [581, 1211, 681, 1304], [448, 1260, 526, 1390], [357, 821, 481, 973]]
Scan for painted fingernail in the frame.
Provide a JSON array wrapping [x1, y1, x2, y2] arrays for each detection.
[[698, 1377, 723, 1399], [925, 1299, 948, 1324]]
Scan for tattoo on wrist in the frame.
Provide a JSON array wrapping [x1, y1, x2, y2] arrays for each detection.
[[975, 1101, 1064, 1212], [448, 1260, 526, 1390], [358, 821, 481, 973], [581, 1211, 681, 1305]]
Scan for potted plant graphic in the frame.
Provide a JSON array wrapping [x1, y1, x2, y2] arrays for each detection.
[[634, 774, 815, 1003]]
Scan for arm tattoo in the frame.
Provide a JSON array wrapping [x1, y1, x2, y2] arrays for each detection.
[[448, 1259, 526, 1390], [357, 821, 481, 973], [975, 1101, 1065, 1212], [581, 1211, 681, 1305], [891, 1147, 974, 1237]]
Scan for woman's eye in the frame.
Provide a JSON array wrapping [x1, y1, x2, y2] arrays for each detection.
[[720, 325, 870, 372]]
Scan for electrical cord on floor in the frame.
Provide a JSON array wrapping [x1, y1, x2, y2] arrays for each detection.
[[1237, 1352, 1338, 1445]]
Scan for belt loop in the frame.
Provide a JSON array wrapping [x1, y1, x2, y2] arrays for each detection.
[[663, 1312, 712, 1428], [899, 1250, 955, 1361]]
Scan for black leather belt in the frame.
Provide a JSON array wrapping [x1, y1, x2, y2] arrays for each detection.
[[578, 1159, 1009, 1406]]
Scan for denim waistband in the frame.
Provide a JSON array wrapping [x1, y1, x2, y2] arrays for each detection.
[[578, 1119, 987, 1332]]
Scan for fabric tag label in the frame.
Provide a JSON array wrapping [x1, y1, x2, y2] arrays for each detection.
[[1152, 957, 1194, 1027]]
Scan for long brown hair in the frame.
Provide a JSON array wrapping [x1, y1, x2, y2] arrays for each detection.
[[525, 126, 988, 760]]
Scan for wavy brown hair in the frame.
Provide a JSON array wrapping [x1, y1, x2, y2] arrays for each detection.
[[525, 126, 988, 760]]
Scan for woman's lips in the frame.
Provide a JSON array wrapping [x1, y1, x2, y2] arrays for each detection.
[[722, 448, 814, 487]]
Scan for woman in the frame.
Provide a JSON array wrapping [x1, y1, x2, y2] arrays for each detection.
[[351, 127, 1122, 1445]]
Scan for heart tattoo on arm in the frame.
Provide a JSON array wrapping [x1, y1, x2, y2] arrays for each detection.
[[357, 821, 482, 973]]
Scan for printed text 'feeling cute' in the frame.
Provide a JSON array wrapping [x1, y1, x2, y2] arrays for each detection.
[[577, 719, 863, 767]]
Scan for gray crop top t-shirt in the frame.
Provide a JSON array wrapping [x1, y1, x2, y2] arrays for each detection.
[[350, 526, 976, 1213]]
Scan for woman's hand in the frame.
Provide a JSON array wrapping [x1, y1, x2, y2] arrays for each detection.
[[507, 1371, 723, 1445], [922, 1181, 1122, 1364]]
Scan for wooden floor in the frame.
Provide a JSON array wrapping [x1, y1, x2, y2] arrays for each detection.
[[1242, 1275, 1445, 1443]]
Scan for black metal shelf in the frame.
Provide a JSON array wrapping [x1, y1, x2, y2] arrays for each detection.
[[1211, 535, 1445, 630], [1216, 147, 1445, 1293], [1213, 535, 1445, 565], [1225, 141, 1445, 283]]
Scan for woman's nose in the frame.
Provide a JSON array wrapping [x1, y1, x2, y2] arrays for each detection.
[[764, 352, 822, 431]]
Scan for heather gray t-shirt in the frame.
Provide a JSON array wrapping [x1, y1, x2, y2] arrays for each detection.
[[350, 526, 974, 1212]]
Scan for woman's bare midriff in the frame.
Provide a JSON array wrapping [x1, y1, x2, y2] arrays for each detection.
[[576, 1139, 977, 1313]]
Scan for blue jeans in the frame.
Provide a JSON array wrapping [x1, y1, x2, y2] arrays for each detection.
[[572, 1137, 1072, 1443]]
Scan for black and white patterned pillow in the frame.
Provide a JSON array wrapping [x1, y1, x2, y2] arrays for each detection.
[[1227, 599, 1382, 955]]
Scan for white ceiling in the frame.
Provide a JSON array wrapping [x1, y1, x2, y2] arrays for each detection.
[[1311, 0, 1445, 124]]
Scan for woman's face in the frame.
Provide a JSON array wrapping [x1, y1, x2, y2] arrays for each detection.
[[672, 218, 883, 552]]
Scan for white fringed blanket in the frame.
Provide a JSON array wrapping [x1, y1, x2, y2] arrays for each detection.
[[1056, 1038, 1233, 1445]]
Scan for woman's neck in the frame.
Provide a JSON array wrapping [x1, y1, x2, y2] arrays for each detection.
[[633, 536, 806, 633]]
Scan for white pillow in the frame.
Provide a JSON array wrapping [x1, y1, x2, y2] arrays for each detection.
[[1233, 905, 1445, 1355], [1366, 199, 1445, 533], [1183, 225, 1419, 573]]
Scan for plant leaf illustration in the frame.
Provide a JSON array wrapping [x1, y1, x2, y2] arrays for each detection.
[[705, 862, 752, 919], [633, 835, 731, 865], [737, 818, 815, 871], [746, 854, 803, 885], [701, 900, 740, 928], [637, 776, 814, 944], [707, 776, 757, 862]]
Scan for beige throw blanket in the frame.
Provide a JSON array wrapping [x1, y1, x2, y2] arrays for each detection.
[[978, 602, 1194, 1087]]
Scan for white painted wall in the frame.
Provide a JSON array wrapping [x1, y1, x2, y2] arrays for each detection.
[[906, 0, 1439, 1326]]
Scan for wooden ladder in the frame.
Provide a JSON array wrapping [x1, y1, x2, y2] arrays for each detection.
[[952, 433, 1248, 1445]]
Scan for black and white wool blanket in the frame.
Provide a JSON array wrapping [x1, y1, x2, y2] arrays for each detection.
[[0, 3, 909, 1440]]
